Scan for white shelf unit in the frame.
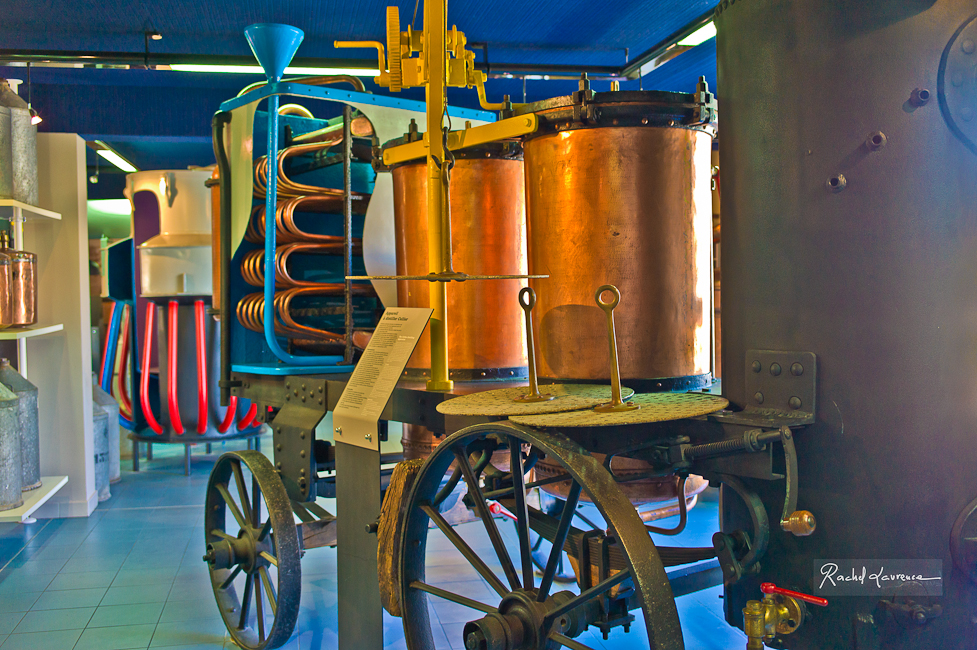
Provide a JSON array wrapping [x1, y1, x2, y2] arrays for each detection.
[[0, 476, 68, 523], [16, 133, 95, 518], [0, 199, 62, 221], [0, 323, 64, 340]]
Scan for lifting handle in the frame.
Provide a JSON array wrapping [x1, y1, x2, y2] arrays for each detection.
[[513, 287, 554, 403], [593, 285, 638, 413], [761, 583, 828, 607]]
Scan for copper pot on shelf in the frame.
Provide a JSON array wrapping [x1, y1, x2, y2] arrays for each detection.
[[0, 254, 13, 329], [0, 232, 35, 326]]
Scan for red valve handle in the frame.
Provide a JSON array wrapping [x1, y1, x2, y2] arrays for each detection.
[[487, 501, 517, 521], [761, 583, 828, 607]]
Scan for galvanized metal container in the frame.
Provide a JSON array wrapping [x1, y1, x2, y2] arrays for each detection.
[[0, 382, 21, 510], [92, 401, 110, 502], [0, 107, 12, 199], [385, 138, 528, 379], [92, 377, 121, 484], [516, 89, 716, 391], [0, 80, 38, 205], [0, 359, 39, 491]]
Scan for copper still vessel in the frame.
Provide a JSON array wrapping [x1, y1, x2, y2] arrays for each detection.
[[0, 254, 12, 329], [517, 87, 716, 391], [0, 232, 36, 326], [386, 138, 528, 380]]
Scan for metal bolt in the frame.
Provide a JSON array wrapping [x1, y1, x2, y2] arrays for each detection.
[[365, 434, 372, 442], [301, 396, 306, 402], [286, 383, 290, 389], [789, 396, 802, 410], [293, 390, 298, 396], [300, 468, 306, 475], [301, 384, 306, 390], [754, 392, 764, 404], [276, 428, 281, 435], [300, 432, 305, 439], [335, 426, 342, 434], [826, 174, 847, 192], [641, 117, 649, 125], [276, 462, 282, 470], [790, 363, 804, 376], [276, 444, 282, 452], [963, 39, 976, 54], [865, 131, 887, 151], [318, 399, 323, 405], [285, 395, 290, 401], [910, 88, 931, 106], [300, 450, 306, 458], [751, 361, 761, 373], [770, 363, 782, 376]]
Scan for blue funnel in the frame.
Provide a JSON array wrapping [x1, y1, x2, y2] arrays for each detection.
[[245, 23, 304, 82]]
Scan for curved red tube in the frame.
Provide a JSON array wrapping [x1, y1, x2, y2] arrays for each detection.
[[116, 304, 133, 418], [237, 403, 258, 430], [167, 301, 185, 435], [217, 396, 238, 433], [140, 302, 163, 435], [99, 301, 116, 386], [194, 300, 208, 434]]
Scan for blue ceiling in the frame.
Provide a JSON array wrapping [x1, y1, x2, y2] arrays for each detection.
[[2, 0, 719, 180], [2, 0, 715, 66]]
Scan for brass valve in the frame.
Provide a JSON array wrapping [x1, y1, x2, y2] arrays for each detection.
[[743, 583, 827, 649]]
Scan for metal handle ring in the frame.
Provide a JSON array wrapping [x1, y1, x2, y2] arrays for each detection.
[[595, 284, 620, 311], [519, 286, 536, 311]]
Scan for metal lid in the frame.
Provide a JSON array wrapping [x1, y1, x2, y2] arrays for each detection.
[[513, 75, 717, 138], [7, 250, 35, 263]]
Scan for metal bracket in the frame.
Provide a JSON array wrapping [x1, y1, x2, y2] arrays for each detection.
[[270, 376, 329, 502], [717, 350, 817, 426]]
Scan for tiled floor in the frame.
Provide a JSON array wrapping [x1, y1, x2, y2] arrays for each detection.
[[0, 433, 745, 649]]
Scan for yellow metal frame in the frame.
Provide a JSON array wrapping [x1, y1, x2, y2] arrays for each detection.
[[336, 2, 535, 391]]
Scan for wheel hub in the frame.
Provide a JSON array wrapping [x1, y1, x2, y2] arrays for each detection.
[[463, 590, 588, 650]]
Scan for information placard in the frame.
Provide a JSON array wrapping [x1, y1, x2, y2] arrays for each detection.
[[333, 307, 432, 450]]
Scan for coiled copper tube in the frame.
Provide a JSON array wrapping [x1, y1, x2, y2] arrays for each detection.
[[240, 242, 359, 289], [236, 285, 375, 342], [244, 197, 367, 245]]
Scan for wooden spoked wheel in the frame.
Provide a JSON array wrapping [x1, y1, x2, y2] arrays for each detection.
[[204, 450, 301, 650], [398, 422, 685, 650]]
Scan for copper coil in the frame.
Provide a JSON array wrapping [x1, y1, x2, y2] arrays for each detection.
[[241, 242, 363, 289], [236, 285, 375, 342], [291, 114, 374, 144], [244, 196, 368, 245], [253, 140, 372, 201]]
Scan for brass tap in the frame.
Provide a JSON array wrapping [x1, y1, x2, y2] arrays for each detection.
[[742, 583, 827, 649]]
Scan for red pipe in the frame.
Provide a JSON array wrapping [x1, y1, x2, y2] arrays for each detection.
[[238, 403, 258, 430], [116, 304, 133, 417], [194, 300, 208, 434], [217, 396, 238, 433], [99, 301, 116, 386], [140, 302, 163, 434], [167, 301, 185, 435]]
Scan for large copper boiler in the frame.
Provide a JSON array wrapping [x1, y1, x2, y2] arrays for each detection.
[[387, 138, 528, 379], [518, 90, 715, 390]]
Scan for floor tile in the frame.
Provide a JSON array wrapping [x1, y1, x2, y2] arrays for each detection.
[[0, 572, 53, 593], [159, 598, 222, 623], [0, 613, 22, 636], [31, 587, 107, 610], [89, 602, 165, 628], [102, 583, 174, 606], [0, 628, 83, 650], [0, 591, 41, 613], [62, 554, 128, 574], [113, 567, 178, 587], [149, 618, 227, 647], [48, 569, 118, 591], [74, 623, 156, 650], [12, 606, 95, 633]]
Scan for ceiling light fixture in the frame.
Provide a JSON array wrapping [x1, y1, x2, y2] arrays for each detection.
[[150, 31, 163, 41], [92, 141, 138, 173], [26, 62, 41, 125], [677, 21, 716, 47], [168, 64, 379, 77]]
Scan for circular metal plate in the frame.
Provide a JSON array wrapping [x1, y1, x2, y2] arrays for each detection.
[[509, 392, 729, 427], [435, 384, 635, 416], [939, 13, 977, 155]]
